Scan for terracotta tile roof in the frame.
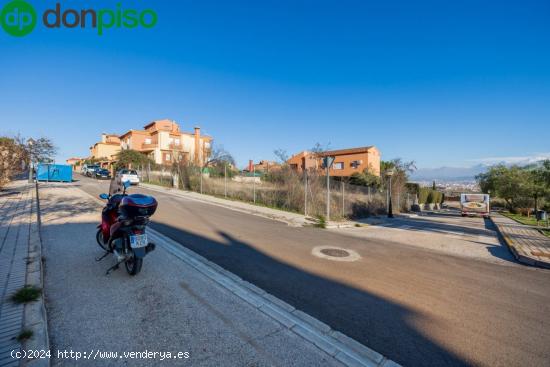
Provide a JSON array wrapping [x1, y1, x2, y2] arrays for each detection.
[[119, 129, 149, 138], [320, 146, 375, 156], [143, 119, 176, 129]]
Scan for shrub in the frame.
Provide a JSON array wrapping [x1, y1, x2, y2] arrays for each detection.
[[405, 183, 420, 195], [426, 191, 434, 204], [17, 329, 33, 342], [11, 285, 41, 304]]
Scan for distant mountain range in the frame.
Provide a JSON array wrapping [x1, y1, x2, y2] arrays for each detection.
[[411, 157, 549, 182], [410, 164, 488, 182]]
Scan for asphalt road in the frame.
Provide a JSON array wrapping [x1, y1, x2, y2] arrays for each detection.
[[74, 176, 550, 367]]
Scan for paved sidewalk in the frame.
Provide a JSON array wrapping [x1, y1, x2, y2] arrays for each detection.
[[491, 214, 550, 268], [0, 182, 33, 366], [40, 183, 395, 366]]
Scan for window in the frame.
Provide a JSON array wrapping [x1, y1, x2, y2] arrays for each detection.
[[333, 162, 344, 170], [144, 138, 151, 144], [165, 153, 171, 161], [350, 160, 362, 169], [174, 139, 180, 145]]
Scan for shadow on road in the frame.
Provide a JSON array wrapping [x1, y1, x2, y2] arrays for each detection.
[[150, 221, 470, 367], [39, 180, 550, 367], [378, 212, 496, 238]]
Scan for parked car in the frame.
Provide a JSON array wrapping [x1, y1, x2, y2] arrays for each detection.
[[117, 169, 140, 185], [94, 168, 111, 180], [83, 164, 100, 177]]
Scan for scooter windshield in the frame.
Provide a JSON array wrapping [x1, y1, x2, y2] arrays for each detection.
[[109, 176, 124, 196]]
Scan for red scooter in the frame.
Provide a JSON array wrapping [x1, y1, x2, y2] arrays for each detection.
[[96, 181, 157, 275]]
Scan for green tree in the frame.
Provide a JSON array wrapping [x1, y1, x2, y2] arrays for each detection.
[[527, 165, 550, 212], [115, 149, 151, 170], [24, 137, 56, 164], [476, 165, 530, 212], [349, 167, 381, 188]]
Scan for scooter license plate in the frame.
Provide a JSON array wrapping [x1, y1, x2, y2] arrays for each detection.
[[129, 234, 148, 249]]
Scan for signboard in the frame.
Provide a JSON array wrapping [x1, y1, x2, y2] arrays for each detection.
[[323, 156, 335, 169]]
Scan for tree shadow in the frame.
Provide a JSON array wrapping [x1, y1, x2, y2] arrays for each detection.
[[150, 221, 471, 367], [372, 213, 496, 237]]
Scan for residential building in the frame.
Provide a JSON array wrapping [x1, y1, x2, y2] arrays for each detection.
[[89, 133, 121, 167], [243, 160, 281, 173], [287, 146, 381, 177], [119, 119, 212, 166], [66, 157, 84, 171]]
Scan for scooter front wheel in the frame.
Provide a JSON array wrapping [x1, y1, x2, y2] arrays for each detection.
[[96, 229, 109, 252]]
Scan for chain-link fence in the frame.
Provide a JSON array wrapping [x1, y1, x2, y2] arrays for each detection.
[[137, 163, 412, 221]]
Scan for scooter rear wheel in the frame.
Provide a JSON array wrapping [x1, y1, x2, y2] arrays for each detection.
[[125, 254, 142, 276], [96, 229, 109, 252]]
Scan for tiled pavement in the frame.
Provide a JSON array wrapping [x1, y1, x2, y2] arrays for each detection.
[[491, 213, 550, 268], [0, 182, 33, 367]]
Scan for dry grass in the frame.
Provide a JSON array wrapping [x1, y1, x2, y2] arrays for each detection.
[[141, 168, 402, 219]]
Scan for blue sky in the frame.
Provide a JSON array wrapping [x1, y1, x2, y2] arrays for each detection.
[[1, 0, 549, 168]]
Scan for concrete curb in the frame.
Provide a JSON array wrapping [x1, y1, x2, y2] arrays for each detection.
[[76, 185, 401, 367], [21, 183, 50, 367], [148, 229, 400, 367], [490, 216, 550, 269]]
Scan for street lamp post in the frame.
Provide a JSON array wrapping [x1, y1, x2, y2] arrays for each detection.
[[386, 169, 395, 218]]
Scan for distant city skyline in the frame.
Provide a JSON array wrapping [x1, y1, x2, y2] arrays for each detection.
[[1, 1, 549, 169]]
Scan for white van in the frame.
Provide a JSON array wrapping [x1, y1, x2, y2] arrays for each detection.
[[460, 194, 490, 218]]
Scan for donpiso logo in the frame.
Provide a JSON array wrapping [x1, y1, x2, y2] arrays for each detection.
[[0, 0, 37, 37], [1, 1, 157, 36]]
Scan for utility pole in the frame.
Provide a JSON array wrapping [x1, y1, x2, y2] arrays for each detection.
[[323, 156, 334, 221], [224, 163, 227, 198]]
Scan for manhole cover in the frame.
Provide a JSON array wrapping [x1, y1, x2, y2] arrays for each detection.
[[312, 246, 361, 262], [320, 248, 350, 257]]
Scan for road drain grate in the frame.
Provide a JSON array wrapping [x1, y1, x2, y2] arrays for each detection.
[[320, 248, 350, 258]]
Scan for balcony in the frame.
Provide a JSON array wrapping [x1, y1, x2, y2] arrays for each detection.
[[140, 143, 158, 151], [168, 143, 184, 150]]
